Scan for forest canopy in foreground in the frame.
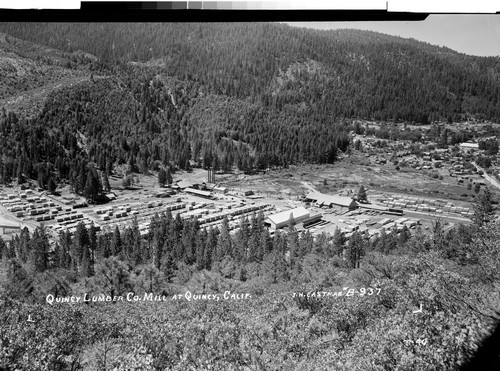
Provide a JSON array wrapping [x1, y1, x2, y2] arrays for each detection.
[[0, 199, 499, 370]]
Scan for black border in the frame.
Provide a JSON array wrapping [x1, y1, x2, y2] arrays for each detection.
[[0, 4, 429, 22]]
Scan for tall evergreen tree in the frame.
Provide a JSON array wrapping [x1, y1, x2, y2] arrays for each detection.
[[29, 225, 50, 273], [47, 177, 57, 194], [165, 166, 173, 186], [112, 225, 122, 256], [158, 167, 167, 187], [161, 252, 176, 283], [298, 230, 314, 258], [101, 171, 111, 193], [72, 222, 89, 273], [204, 227, 218, 270], [473, 186, 495, 228], [357, 185, 368, 203], [88, 223, 97, 275], [259, 229, 272, 259], [346, 230, 365, 269], [152, 228, 163, 269], [195, 228, 208, 270], [80, 244, 92, 277], [58, 230, 73, 269], [0, 235, 6, 260], [332, 227, 345, 257], [84, 168, 101, 204], [215, 216, 232, 261]]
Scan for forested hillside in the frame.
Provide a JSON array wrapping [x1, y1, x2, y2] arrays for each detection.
[[1, 23, 500, 190], [1, 23, 500, 122]]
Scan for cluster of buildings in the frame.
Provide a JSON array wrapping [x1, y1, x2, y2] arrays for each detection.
[[172, 180, 228, 198]]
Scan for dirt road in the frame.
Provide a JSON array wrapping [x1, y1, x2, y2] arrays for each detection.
[[301, 181, 317, 193], [472, 162, 500, 191]]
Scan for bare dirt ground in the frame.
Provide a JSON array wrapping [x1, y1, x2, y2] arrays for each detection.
[[217, 153, 498, 208]]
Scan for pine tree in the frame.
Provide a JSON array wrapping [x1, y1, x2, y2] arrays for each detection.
[[172, 213, 184, 261], [112, 225, 122, 256], [101, 171, 111, 193], [130, 216, 142, 265], [181, 218, 199, 265], [166, 166, 173, 186], [376, 228, 388, 254], [122, 174, 132, 189], [288, 228, 299, 270], [287, 213, 296, 229], [161, 252, 176, 282], [261, 252, 279, 283], [121, 227, 134, 262], [474, 183, 481, 194], [204, 227, 218, 270], [48, 177, 57, 194], [406, 225, 431, 254], [140, 156, 148, 175], [298, 230, 314, 257], [76, 163, 87, 195], [346, 230, 365, 269], [80, 244, 92, 277], [18, 227, 31, 263], [28, 226, 50, 273], [259, 229, 272, 259], [5, 258, 33, 299], [0, 236, 6, 260], [398, 225, 411, 247], [153, 228, 163, 269], [313, 232, 329, 255], [72, 222, 89, 272], [84, 168, 101, 204], [92, 257, 133, 298], [473, 186, 495, 228], [432, 220, 447, 250], [96, 234, 108, 260], [215, 216, 232, 261], [332, 227, 345, 257], [235, 217, 250, 263], [58, 230, 73, 269], [37, 165, 46, 189], [158, 168, 167, 187], [196, 228, 207, 270], [357, 185, 368, 203], [271, 231, 290, 281], [88, 223, 97, 275], [247, 213, 261, 262]]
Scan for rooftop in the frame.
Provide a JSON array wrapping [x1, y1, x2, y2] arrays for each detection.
[[459, 142, 479, 149], [266, 207, 310, 226], [306, 192, 356, 207], [0, 215, 21, 228]]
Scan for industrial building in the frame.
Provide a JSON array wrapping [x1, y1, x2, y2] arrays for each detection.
[[185, 188, 214, 199], [175, 180, 198, 190], [304, 192, 357, 210], [0, 216, 21, 235], [265, 207, 311, 230]]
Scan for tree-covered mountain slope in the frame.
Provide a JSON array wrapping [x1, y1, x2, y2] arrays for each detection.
[[1, 22, 499, 123], [1, 23, 500, 189]]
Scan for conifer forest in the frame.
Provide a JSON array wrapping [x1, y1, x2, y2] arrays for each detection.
[[0, 22, 499, 370]]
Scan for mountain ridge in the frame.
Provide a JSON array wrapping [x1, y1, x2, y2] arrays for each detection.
[[0, 23, 499, 123]]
